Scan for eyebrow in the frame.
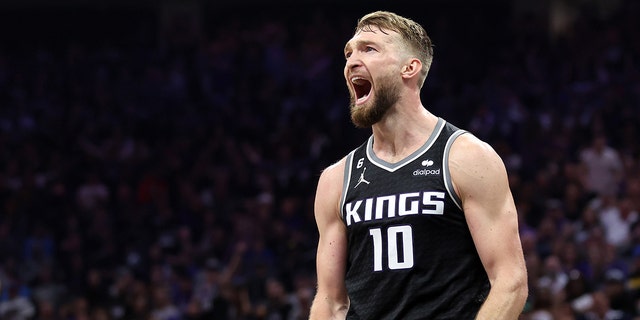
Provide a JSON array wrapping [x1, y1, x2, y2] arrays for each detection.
[[344, 39, 376, 54]]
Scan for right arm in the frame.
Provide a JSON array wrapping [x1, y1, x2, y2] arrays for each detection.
[[309, 159, 350, 320]]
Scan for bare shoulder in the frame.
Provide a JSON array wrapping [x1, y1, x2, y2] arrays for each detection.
[[450, 133, 502, 166], [315, 157, 347, 222], [317, 157, 347, 199], [449, 133, 510, 199], [319, 157, 347, 186]]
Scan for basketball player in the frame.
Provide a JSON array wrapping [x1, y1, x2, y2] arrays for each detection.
[[309, 11, 528, 319]]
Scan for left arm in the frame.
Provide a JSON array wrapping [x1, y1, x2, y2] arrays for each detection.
[[450, 134, 528, 320]]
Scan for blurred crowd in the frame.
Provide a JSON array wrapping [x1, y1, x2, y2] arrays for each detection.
[[1, 1, 640, 319]]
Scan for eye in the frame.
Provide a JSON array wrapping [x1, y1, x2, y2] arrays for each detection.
[[345, 51, 352, 59], [365, 46, 377, 53]]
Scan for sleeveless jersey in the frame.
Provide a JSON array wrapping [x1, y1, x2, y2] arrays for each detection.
[[340, 118, 490, 319]]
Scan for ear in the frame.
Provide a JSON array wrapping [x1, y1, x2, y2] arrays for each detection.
[[401, 58, 422, 80]]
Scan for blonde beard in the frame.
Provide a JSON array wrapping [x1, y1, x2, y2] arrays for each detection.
[[349, 75, 400, 128]]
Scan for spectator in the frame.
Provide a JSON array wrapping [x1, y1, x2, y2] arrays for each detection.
[[0, 1, 638, 318], [150, 285, 181, 320], [597, 196, 639, 251], [0, 281, 36, 320], [579, 133, 624, 198]]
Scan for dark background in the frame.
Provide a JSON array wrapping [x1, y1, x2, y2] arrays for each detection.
[[0, 0, 639, 319]]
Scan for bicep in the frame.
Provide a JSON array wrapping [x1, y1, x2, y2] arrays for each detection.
[[465, 186, 523, 284], [450, 136, 525, 284], [315, 219, 348, 300], [313, 162, 349, 306]]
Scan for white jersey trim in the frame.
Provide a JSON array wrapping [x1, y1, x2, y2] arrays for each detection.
[[365, 118, 446, 173], [339, 151, 356, 222], [443, 130, 467, 210]]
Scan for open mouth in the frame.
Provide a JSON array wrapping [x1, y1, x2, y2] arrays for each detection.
[[351, 77, 372, 104]]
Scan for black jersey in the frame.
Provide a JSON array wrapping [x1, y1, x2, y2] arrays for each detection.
[[340, 118, 490, 319]]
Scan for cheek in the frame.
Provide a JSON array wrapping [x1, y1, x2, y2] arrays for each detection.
[[343, 66, 351, 81]]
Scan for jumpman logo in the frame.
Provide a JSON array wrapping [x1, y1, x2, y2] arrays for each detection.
[[354, 167, 370, 189]]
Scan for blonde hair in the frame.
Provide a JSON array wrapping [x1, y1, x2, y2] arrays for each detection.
[[355, 11, 434, 88]]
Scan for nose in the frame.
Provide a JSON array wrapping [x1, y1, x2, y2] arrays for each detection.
[[345, 54, 362, 72]]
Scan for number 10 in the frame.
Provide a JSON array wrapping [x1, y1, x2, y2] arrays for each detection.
[[369, 225, 414, 271]]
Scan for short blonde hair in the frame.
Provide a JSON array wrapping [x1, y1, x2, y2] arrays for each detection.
[[355, 11, 434, 88]]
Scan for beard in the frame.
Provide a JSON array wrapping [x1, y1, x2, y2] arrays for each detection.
[[349, 75, 400, 128]]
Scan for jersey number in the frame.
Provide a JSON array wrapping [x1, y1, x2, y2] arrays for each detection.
[[369, 225, 414, 271]]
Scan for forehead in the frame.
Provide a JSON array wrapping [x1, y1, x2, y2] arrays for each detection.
[[344, 27, 400, 51]]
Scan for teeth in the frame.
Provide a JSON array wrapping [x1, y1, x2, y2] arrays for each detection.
[[351, 77, 367, 85]]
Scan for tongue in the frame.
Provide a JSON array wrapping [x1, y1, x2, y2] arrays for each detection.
[[357, 93, 369, 102]]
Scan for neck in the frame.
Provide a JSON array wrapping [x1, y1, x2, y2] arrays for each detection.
[[370, 102, 438, 163]]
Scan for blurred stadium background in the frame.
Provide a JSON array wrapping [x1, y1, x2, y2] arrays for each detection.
[[0, 0, 639, 319]]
